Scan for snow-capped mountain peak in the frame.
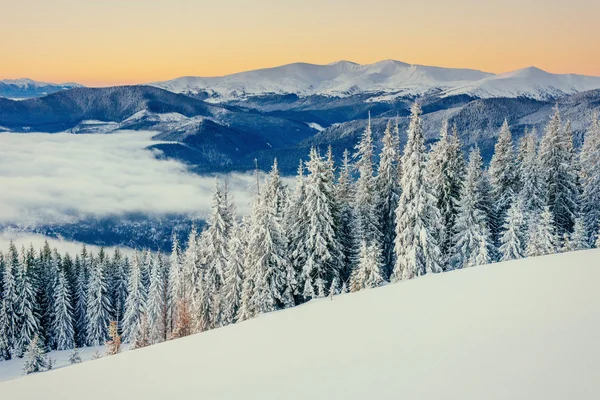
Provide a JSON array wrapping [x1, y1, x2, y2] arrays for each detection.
[[0, 78, 83, 99]]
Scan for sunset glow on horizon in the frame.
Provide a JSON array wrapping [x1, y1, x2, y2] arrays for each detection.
[[2, 0, 600, 86]]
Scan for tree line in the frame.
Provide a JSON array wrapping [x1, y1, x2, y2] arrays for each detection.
[[1, 103, 599, 371]]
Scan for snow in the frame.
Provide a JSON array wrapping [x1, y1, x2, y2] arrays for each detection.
[[307, 122, 325, 131], [0, 344, 129, 383], [150, 61, 600, 102], [150, 60, 492, 101], [0, 78, 83, 89], [445, 66, 600, 100], [1, 249, 599, 399]]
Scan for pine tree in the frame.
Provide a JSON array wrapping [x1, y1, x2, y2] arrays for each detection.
[[52, 268, 75, 350], [284, 160, 309, 302], [354, 113, 381, 246], [301, 147, 343, 298], [203, 179, 231, 328], [146, 254, 165, 344], [123, 251, 147, 344], [86, 257, 111, 346], [69, 347, 82, 364], [393, 103, 444, 280], [450, 147, 494, 269], [109, 249, 128, 332], [73, 254, 88, 348], [22, 335, 48, 374], [499, 200, 526, 261], [376, 120, 401, 278], [526, 207, 557, 257], [517, 129, 546, 231], [167, 234, 182, 337], [488, 119, 516, 246], [539, 106, 579, 237], [350, 241, 384, 291], [2, 242, 19, 358], [568, 217, 589, 251], [336, 150, 358, 284], [427, 121, 465, 267], [579, 113, 600, 243], [0, 300, 11, 360], [221, 219, 246, 326], [15, 252, 41, 357]]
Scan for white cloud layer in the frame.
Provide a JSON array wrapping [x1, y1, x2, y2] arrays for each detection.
[[0, 131, 267, 227]]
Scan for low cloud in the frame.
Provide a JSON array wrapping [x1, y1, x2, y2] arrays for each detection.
[[0, 131, 269, 227]]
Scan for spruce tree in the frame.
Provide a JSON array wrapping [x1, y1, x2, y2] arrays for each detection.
[[354, 113, 381, 247], [499, 200, 526, 261], [221, 219, 245, 326], [393, 103, 444, 280], [517, 129, 546, 231], [301, 147, 343, 298], [22, 335, 48, 374], [146, 254, 165, 344], [73, 254, 88, 348], [488, 119, 516, 246], [336, 150, 358, 284], [167, 234, 182, 337], [427, 122, 465, 267], [450, 147, 494, 269], [526, 207, 557, 257], [539, 107, 579, 237], [123, 251, 147, 344], [52, 269, 75, 350], [579, 113, 600, 243], [0, 300, 11, 360], [2, 242, 19, 358], [86, 257, 111, 346], [376, 120, 401, 278], [350, 241, 384, 291], [568, 217, 589, 251], [15, 252, 41, 357]]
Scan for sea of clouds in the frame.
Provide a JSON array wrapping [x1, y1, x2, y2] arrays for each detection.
[[0, 131, 271, 228]]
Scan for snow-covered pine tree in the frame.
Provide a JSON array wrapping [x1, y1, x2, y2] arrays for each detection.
[[350, 241, 384, 292], [109, 249, 128, 332], [393, 103, 444, 280], [69, 347, 82, 364], [539, 106, 579, 238], [488, 119, 517, 247], [122, 251, 147, 344], [426, 121, 465, 267], [245, 160, 290, 315], [284, 160, 309, 303], [146, 253, 165, 344], [526, 207, 557, 257], [579, 113, 600, 243], [376, 120, 401, 278], [52, 268, 75, 350], [0, 300, 11, 360], [220, 219, 245, 326], [516, 129, 546, 231], [22, 335, 48, 374], [202, 179, 230, 328], [15, 250, 41, 357], [1, 242, 19, 358], [568, 217, 589, 251], [85, 257, 111, 346], [499, 199, 526, 261], [450, 147, 494, 269], [73, 254, 88, 348], [302, 147, 343, 298], [353, 113, 381, 247], [336, 150, 358, 284], [167, 234, 182, 337]]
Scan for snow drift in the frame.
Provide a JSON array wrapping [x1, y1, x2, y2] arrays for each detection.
[[1, 250, 599, 399]]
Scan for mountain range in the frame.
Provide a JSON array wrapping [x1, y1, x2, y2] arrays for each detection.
[[0, 78, 82, 99]]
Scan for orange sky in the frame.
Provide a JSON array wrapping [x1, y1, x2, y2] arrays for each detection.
[[2, 0, 599, 86]]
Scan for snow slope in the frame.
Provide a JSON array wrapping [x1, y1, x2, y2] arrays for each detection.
[[2, 250, 599, 399], [445, 67, 600, 100], [151, 60, 493, 101]]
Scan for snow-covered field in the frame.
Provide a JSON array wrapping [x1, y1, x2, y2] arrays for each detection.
[[1, 249, 598, 399]]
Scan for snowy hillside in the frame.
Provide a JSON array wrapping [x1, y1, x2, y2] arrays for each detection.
[[0, 78, 83, 99], [150, 60, 600, 102], [151, 60, 493, 101], [445, 67, 600, 100], [2, 250, 599, 400]]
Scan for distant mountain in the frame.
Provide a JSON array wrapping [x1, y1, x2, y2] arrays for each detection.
[[150, 60, 493, 101], [444, 67, 600, 100], [0, 78, 83, 99], [150, 60, 600, 102]]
